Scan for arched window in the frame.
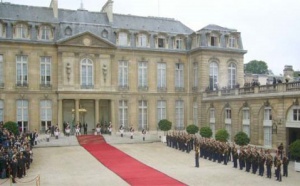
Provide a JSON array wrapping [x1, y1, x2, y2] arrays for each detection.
[[209, 62, 218, 90], [65, 27, 72, 36], [228, 63, 236, 88], [81, 59, 93, 88]]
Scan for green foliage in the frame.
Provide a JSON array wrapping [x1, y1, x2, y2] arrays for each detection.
[[245, 60, 268, 74], [158, 119, 172, 132], [215, 129, 229, 142], [200, 126, 212, 138], [234, 131, 250, 146], [3, 121, 19, 135], [289, 139, 300, 162], [186, 124, 199, 134]]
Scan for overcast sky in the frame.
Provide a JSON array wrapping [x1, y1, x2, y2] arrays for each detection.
[[4, 0, 300, 75]]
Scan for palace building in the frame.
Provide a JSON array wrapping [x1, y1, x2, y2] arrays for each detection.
[[0, 0, 299, 149]]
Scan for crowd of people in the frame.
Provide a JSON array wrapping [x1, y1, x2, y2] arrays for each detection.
[[0, 123, 36, 183], [166, 131, 289, 182]]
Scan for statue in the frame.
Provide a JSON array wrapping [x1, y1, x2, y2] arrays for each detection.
[[66, 63, 71, 81], [102, 64, 108, 82]]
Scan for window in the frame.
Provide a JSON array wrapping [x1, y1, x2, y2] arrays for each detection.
[[175, 100, 184, 130], [40, 56, 51, 86], [210, 109, 215, 119], [118, 61, 128, 87], [158, 37, 165, 48], [138, 100, 148, 130], [228, 37, 236, 48], [193, 101, 198, 125], [81, 59, 93, 88], [242, 108, 250, 137], [210, 36, 217, 46], [225, 124, 232, 141], [210, 123, 215, 138], [16, 55, 28, 86], [17, 100, 28, 133], [118, 32, 128, 46], [138, 61, 148, 88], [293, 109, 300, 121], [0, 23, 3, 37], [0, 55, 3, 86], [40, 25, 52, 40], [175, 63, 184, 89], [157, 100, 166, 124], [228, 63, 236, 89], [193, 63, 198, 88], [119, 100, 128, 128], [243, 109, 250, 120], [225, 108, 231, 119], [157, 63, 166, 89], [40, 100, 52, 132], [138, 34, 148, 47], [0, 100, 3, 123], [175, 37, 183, 49], [65, 27, 72, 36], [15, 23, 28, 39], [264, 108, 272, 121], [264, 126, 272, 147], [209, 62, 218, 90]]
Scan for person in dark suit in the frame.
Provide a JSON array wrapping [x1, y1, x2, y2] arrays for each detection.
[[83, 123, 88, 135], [11, 156, 18, 183], [129, 126, 134, 139], [142, 129, 146, 141]]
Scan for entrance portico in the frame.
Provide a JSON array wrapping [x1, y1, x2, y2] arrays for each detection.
[[58, 96, 114, 134]]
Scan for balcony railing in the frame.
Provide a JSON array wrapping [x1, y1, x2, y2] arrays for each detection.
[[40, 83, 52, 89], [81, 84, 94, 89], [118, 85, 129, 91], [203, 81, 300, 98], [16, 82, 28, 88]]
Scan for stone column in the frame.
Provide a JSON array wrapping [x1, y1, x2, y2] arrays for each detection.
[[75, 99, 80, 124], [110, 99, 116, 132], [95, 99, 99, 127], [58, 99, 63, 130]]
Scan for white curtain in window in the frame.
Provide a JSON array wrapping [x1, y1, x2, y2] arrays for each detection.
[[209, 62, 218, 90], [119, 100, 128, 128], [118, 61, 128, 86], [175, 63, 184, 88], [157, 63, 166, 88], [157, 100, 166, 124], [175, 100, 184, 129], [138, 62, 147, 87], [228, 63, 236, 88], [264, 126, 272, 147], [138, 100, 147, 129]]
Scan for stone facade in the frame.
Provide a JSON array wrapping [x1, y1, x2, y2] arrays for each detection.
[[0, 1, 298, 149]]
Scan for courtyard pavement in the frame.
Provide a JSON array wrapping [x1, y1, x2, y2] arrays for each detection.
[[1, 132, 299, 186]]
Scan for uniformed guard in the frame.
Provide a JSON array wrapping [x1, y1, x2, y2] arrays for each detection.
[[233, 147, 238, 168], [276, 159, 282, 182], [142, 128, 146, 141], [129, 126, 134, 139], [195, 145, 200, 168], [266, 150, 273, 178], [119, 125, 124, 137], [282, 153, 289, 177]]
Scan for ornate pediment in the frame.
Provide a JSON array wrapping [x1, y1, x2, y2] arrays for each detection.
[[57, 32, 116, 49]]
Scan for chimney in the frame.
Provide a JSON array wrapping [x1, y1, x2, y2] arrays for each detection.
[[50, 0, 58, 18], [101, 0, 113, 23]]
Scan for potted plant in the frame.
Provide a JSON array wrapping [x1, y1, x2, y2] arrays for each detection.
[[158, 119, 172, 143], [215, 129, 229, 142], [234, 131, 250, 146], [186, 124, 199, 134], [289, 139, 300, 172], [200, 126, 213, 138]]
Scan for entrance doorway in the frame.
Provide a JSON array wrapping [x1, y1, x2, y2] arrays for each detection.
[[288, 128, 300, 145]]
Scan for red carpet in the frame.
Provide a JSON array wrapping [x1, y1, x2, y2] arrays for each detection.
[[77, 135, 186, 186]]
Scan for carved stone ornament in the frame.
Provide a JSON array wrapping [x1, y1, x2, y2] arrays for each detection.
[[264, 100, 270, 107], [210, 102, 214, 108], [83, 37, 91, 46]]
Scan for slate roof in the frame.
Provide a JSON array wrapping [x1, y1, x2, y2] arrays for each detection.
[[198, 24, 237, 32], [0, 3, 193, 35]]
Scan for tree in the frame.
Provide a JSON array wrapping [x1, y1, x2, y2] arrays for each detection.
[[234, 131, 250, 146], [3, 121, 19, 135], [158, 119, 172, 134], [245, 60, 268, 74], [200, 126, 212, 138], [289, 139, 300, 162], [215, 129, 229, 142], [186, 124, 199, 134]]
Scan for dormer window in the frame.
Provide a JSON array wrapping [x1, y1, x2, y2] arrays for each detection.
[[15, 23, 28, 39], [65, 27, 72, 36], [228, 36, 236, 48], [39, 25, 53, 41], [210, 36, 217, 46], [118, 32, 128, 46], [175, 37, 183, 49], [137, 33, 148, 47], [158, 38, 165, 48], [0, 23, 4, 38], [102, 30, 108, 38]]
